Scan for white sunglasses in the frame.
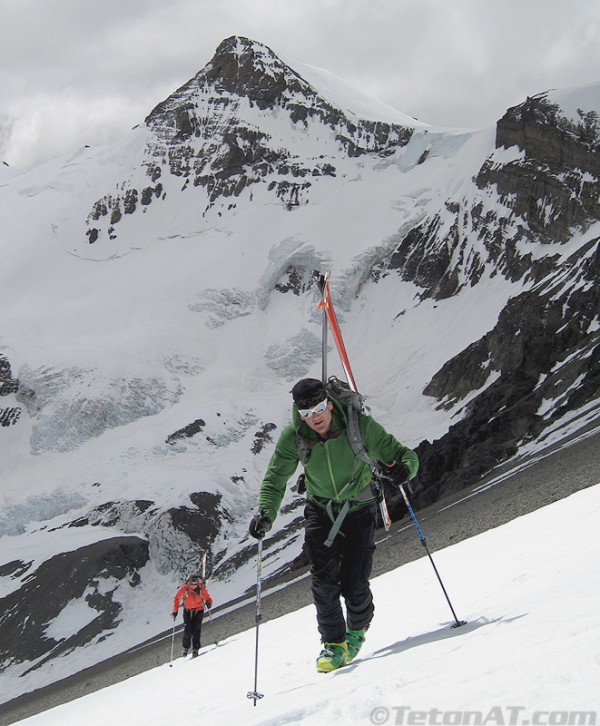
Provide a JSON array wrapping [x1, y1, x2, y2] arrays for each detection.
[[298, 398, 328, 418]]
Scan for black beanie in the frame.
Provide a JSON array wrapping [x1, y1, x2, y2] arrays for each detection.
[[291, 378, 327, 408]]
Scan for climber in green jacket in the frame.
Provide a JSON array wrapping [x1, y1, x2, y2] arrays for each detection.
[[249, 377, 419, 673]]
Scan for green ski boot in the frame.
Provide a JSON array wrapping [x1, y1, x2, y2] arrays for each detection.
[[346, 627, 366, 662], [316, 641, 348, 673]]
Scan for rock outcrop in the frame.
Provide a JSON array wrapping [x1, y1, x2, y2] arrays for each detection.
[[0, 537, 149, 669], [382, 89, 600, 517]]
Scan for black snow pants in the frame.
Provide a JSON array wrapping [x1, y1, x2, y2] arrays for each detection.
[[182, 608, 205, 651], [304, 500, 377, 643]]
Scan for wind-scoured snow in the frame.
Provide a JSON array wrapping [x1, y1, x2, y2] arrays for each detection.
[[281, 54, 429, 129]]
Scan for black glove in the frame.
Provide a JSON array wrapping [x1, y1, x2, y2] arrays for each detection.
[[379, 461, 409, 485], [382, 461, 421, 494], [249, 510, 272, 540], [172, 611, 177, 621]]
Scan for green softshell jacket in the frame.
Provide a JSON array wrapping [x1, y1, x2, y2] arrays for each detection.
[[258, 396, 419, 523]]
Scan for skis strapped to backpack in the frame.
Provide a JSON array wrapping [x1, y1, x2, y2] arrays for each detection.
[[310, 273, 392, 532], [197, 552, 213, 622]]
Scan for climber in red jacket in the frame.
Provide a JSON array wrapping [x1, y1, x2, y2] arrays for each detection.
[[172, 574, 213, 657]]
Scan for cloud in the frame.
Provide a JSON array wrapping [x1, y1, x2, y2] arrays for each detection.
[[2, 92, 148, 168], [1, 0, 599, 166]]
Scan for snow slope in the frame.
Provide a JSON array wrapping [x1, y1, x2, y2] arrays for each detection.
[[13, 483, 600, 725]]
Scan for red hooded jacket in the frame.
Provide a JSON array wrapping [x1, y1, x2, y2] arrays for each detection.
[[173, 581, 212, 612]]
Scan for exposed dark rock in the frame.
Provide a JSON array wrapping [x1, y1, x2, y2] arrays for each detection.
[[477, 94, 600, 244], [67, 500, 155, 528], [168, 493, 221, 546], [393, 369, 546, 518], [110, 205, 122, 225], [403, 236, 600, 516], [0, 560, 32, 578], [123, 189, 138, 214], [166, 418, 206, 444], [141, 184, 162, 205], [0, 407, 22, 426], [0, 537, 149, 668], [0, 354, 18, 395], [496, 94, 599, 174], [0, 354, 22, 427], [373, 88, 600, 517], [62, 494, 225, 579], [378, 91, 599, 304], [274, 267, 320, 295], [210, 505, 304, 586], [382, 219, 484, 299], [251, 422, 277, 454]]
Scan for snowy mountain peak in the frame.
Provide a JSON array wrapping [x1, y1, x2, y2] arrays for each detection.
[[145, 35, 305, 123], [146, 35, 418, 132], [86, 37, 416, 244], [200, 35, 308, 105]]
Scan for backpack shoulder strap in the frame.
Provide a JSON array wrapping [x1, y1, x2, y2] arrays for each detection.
[[345, 405, 377, 468], [296, 432, 309, 464]]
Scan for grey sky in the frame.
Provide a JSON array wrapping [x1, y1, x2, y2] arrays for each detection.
[[1, 0, 599, 168]]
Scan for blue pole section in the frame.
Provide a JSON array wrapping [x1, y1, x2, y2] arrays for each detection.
[[399, 485, 466, 629]]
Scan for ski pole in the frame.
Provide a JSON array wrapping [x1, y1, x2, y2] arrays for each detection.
[[247, 538, 265, 706], [398, 484, 466, 628], [169, 622, 176, 665]]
